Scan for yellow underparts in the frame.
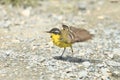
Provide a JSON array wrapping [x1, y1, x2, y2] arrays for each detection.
[[51, 33, 72, 48]]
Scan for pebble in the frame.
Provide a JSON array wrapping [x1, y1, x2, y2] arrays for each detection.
[[19, 7, 32, 17], [78, 71, 88, 78], [82, 61, 91, 68], [12, 39, 20, 43], [108, 54, 114, 59], [96, 63, 104, 68], [101, 76, 111, 80], [106, 61, 120, 67], [100, 68, 112, 80], [0, 20, 11, 28], [77, 1, 87, 11], [97, 15, 105, 20], [113, 71, 119, 75]]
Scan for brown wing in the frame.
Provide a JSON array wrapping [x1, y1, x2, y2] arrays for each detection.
[[69, 26, 93, 43], [61, 24, 93, 43]]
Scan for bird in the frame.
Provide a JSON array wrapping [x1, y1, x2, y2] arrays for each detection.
[[46, 24, 93, 57]]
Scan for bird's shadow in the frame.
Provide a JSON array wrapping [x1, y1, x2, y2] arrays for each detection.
[[53, 56, 102, 63]]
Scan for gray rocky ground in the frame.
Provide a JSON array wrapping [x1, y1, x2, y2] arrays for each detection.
[[0, 0, 120, 80]]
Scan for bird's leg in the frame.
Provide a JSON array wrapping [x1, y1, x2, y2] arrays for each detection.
[[70, 46, 74, 56], [60, 48, 66, 57]]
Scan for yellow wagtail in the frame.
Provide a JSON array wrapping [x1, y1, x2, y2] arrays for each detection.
[[46, 24, 93, 57]]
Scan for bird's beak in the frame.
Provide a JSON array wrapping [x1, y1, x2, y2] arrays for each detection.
[[45, 31, 50, 33]]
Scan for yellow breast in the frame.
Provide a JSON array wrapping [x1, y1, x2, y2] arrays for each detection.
[[51, 33, 72, 48]]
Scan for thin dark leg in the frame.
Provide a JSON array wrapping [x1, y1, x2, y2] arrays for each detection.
[[60, 48, 66, 57], [70, 46, 73, 55]]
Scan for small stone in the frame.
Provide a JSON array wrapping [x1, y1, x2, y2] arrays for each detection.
[[23, 47, 27, 50], [0, 20, 11, 28], [101, 76, 110, 80], [77, 1, 87, 11], [20, 7, 32, 17], [96, 63, 104, 68], [113, 71, 119, 75], [78, 71, 88, 78], [106, 61, 120, 67], [26, 66, 31, 69], [113, 48, 120, 55], [98, 15, 105, 19], [6, 50, 13, 56], [101, 68, 112, 77], [40, 57, 46, 63], [82, 61, 91, 68], [108, 54, 114, 59], [31, 46, 37, 51], [112, 71, 120, 77], [88, 66, 95, 72], [12, 39, 20, 43]]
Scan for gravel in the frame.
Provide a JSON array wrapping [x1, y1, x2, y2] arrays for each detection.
[[0, 0, 120, 80]]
